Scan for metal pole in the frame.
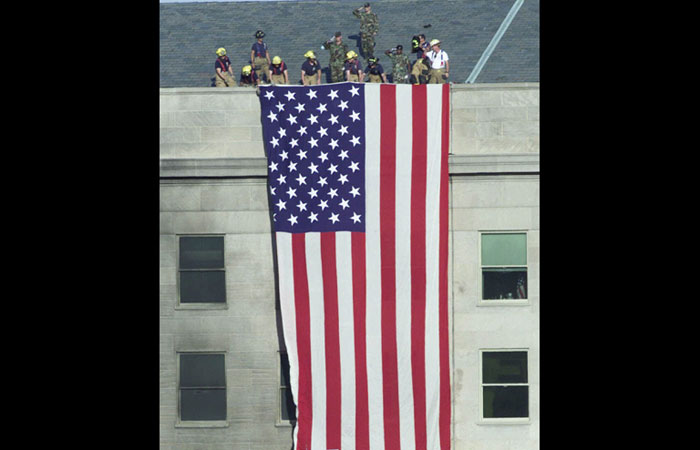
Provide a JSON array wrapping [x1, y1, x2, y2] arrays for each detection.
[[465, 0, 524, 84]]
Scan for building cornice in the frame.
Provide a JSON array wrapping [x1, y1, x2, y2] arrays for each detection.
[[160, 153, 539, 179]]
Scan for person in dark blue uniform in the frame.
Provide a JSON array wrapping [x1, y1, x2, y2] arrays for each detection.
[[364, 57, 387, 83], [301, 51, 321, 85], [250, 30, 271, 84]]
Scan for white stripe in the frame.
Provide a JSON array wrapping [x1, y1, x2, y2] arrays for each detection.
[[424, 85, 443, 450], [335, 231, 356, 450], [363, 83, 385, 450], [394, 84, 416, 450], [305, 233, 326, 450], [275, 232, 300, 447]]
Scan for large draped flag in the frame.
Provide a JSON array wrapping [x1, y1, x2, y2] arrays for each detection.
[[260, 82, 450, 450]]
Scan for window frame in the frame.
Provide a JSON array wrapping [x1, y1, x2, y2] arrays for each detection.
[[276, 350, 296, 427], [176, 234, 228, 310], [477, 230, 530, 306], [175, 350, 229, 428], [478, 348, 530, 425]]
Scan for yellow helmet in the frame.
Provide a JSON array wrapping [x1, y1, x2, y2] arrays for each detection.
[[216, 47, 226, 56], [304, 50, 316, 59], [346, 50, 357, 60], [242, 65, 252, 75], [272, 56, 282, 65]]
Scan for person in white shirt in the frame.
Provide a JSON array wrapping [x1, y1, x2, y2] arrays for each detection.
[[425, 38, 449, 84]]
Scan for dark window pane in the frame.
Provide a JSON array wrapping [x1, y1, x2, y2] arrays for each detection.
[[280, 353, 291, 387], [483, 386, 528, 418], [180, 354, 226, 387], [280, 387, 297, 421], [180, 389, 226, 421], [482, 269, 527, 300], [180, 271, 226, 303], [483, 351, 528, 384], [180, 236, 224, 269]]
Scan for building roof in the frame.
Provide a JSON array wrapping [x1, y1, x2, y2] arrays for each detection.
[[160, 0, 539, 87]]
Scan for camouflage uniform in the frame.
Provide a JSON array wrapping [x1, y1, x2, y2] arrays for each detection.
[[353, 7, 379, 58], [324, 38, 349, 83], [386, 52, 411, 84]]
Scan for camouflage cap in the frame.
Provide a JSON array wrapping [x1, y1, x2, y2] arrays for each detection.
[[335, 31, 342, 37]]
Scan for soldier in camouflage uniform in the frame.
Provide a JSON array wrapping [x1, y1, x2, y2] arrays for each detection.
[[323, 31, 349, 84], [353, 3, 378, 59], [384, 45, 411, 84]]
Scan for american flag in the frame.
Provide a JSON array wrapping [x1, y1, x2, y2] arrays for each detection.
[[260, 82, 451, 450], [516, 276, 526, 299]]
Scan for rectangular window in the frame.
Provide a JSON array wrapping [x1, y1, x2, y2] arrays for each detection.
[[179, 353, 227, 422], [480, 232, 527, 301], [481, 350, 529, 420], [279, 352, 297, 424], [178, 236, 226, 304]]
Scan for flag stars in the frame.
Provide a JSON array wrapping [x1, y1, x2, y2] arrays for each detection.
[[328, 114, 339, 125], [350, 212, 362, 223], [296, 149, 307, 160], [296, 200, 307, 211], [287, 161, 297, 172], [297, 125, 308, 136], [348, 161, 360, 172], [339, 149, 349, 160], [349, 186, 361, 197], [316, 103, 328, 114], [276, 199, 286, 210], [280, 150, 289, 161], [328, 188, 338, 198], [318, 152, 329, 162], [338, 173, 349, 184], [338, 125, 349, 135], [308, 187, 319, 198], [308, 211, 319, 223], [286, 187, 297, 198], [349, 110, 361, 122], [277, 128, 287, 138], [349, 85, 360, 97], [268, 161, 278, 172], [350, 135, 361, 146], [294, 103, 306, 113], [276, 174, 286, 184], [284, 91, 296, 101], [318, 126, 328, 138], [338, 100, 349, 111], [328, 89, 339, 100], [328, 163, 338, 174], [263, 90, 275, 100], [306, 89, 318, 100], [288, 214, 298, 225], [308, 114, 319, 125], [286, 114, 298, 125], [270, 136, 280, 148], [339, 198, 350, 209], [329, 138, 339, 150], [267, 111, 278, 122], [329, 213, 340, 224], [289, 138, 299, 148], [318, 199, 329, 210], [308, 136, 319, 148], [275, 101, 285, 112], [308, 162, 319, 174], [295, 173, 307, 185]]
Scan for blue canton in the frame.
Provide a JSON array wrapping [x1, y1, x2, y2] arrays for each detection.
[[260, 83, 366, 233]]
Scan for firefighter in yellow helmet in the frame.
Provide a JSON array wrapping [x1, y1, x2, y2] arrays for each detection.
[[214, 47, 236, 87], [344, 50, 363, 82], [239, 65, 259, 87], [301, 51, 321, 85], [269, 56, 289, 85]]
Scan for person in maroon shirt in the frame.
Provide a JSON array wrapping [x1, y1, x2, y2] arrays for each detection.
[[269, 56, 289, 85]]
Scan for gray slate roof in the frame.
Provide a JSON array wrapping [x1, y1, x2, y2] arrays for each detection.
[[160, 0, 539, 87]]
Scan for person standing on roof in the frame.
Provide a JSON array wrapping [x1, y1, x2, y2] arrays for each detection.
[[214, 47, 236, 87], [239, 65, 259, 87], [344, 51, 363, 82], [301, 51, 322, 85], [385, 45, 411, 83], [251, 30, 271, 84], [269, 56, 289, 85], [365, 57, 387, 83], [425, 38, 450, 84], [410, 42, 431, 84], [353, 3, 379, 59], [323, 31, 349, 84]]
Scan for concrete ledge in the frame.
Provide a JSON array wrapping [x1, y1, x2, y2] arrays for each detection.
[[160, 153, 539, 179]]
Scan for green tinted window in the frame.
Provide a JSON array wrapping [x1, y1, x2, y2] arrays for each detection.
[[481, 233, 527, 266]]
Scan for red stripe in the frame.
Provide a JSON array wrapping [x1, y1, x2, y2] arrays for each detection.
[[320, 232, 342, 449], [410, 83, 428, 450], [351, 231, 369, 449], [291, 233, 313, 449], [439, 83, 452, 450], [379, 83, 401, 450]]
